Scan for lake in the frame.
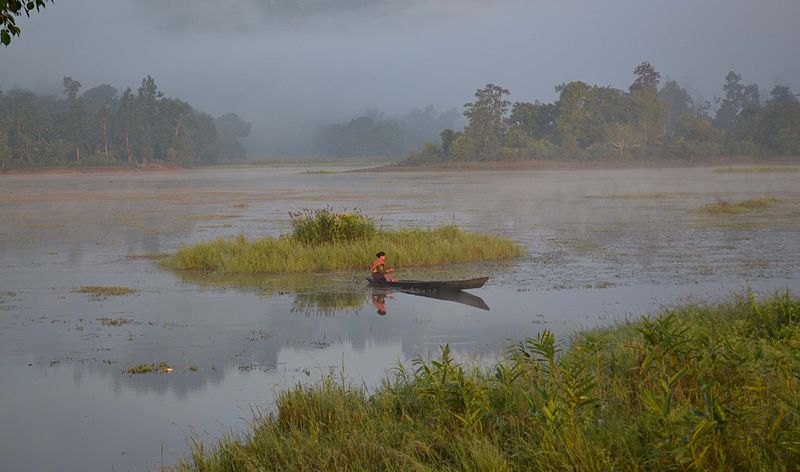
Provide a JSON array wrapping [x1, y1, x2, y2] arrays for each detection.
[[1, 165, 798, 470]]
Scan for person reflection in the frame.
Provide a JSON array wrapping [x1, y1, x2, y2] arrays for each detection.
[[371, 290, 394, 316]]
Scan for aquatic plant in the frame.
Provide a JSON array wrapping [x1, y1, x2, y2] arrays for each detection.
[[175, 291, 800, 471], [166, 223, 522, 274], [699, 197, 778, 215], [124, 362, 171, 375], [97, 316, 137, 327], [72, 286, 138, 298]]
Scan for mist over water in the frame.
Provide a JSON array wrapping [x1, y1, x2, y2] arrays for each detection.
[[3, 0, 799, 155]]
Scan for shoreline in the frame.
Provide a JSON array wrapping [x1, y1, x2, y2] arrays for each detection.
[[351, 155, 800, 173], [0, 162, 186, 176], [3, 155, 799, 177]]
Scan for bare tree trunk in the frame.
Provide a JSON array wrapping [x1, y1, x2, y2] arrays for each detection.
[[125, 129, 132, 164], [102, 118, 109, 161]]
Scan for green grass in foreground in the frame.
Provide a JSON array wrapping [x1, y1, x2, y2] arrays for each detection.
[[72, 286, 138, 297], [699, 197, 778, 215], [166, 225, 523, 273], [176, 292, 800, 471]]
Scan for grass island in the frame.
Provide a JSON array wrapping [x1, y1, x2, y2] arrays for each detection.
[[164, 209, 523, 274]]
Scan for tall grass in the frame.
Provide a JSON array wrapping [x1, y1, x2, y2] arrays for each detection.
[[289, 208, 376, 245], [167, 224, 522, 274], [175, 291, 800, 471]]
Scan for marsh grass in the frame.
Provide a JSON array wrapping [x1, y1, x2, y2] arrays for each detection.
[[176, 291, 800, 471], [715, 166, 800, 173], [72, 286, 138, 298], [166, 225, 522, 274], [699, 197, 779, 215]]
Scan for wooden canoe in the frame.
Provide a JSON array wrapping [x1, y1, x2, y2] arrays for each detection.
[[365, 276, 489, 291]]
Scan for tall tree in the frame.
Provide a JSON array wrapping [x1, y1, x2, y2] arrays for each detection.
[[62, 76, 84, 162], [659, 80, 693, 131], [629, 61, 661, 94], [449, 84, 510, 161], [115, 88, 136, 164], [715, 71, 760, 130], [135, 75, 162, 164], [767, 85, 798, 105]]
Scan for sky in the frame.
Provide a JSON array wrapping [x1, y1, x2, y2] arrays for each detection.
[[2, 0, 799, 155]]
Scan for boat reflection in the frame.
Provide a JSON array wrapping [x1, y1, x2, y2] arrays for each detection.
[[370, 287, 490, 315]]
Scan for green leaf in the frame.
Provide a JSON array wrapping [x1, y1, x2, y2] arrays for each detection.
[[1, 30, 11, 46]]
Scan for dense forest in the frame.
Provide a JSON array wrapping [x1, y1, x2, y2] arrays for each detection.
[[315, 106, 462, 158], [406, 62, 800, 164], [0, 75, 251, 169]]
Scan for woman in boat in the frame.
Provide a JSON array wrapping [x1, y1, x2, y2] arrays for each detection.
[[371, 251, 398, 282]]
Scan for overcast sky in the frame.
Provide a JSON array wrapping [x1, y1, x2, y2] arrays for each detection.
[[2, 0, 799, 155]]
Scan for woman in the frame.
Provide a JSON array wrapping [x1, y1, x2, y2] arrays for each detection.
[[371, 251, 398, 282]]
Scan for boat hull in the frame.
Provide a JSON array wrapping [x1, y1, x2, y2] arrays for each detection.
[[365, 276, 489, 291]]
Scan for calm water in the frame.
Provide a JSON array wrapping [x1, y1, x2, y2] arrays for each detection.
[[1, 165, 799, 471]]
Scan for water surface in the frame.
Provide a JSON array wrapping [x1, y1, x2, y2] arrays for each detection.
[[1, 166, 798, 470]]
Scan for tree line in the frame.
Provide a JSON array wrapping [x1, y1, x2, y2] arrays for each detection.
[[0, 75, 251, 169], [406, 62, 800, 163]]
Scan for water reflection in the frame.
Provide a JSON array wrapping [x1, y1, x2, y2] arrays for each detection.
[[370, 290, 391, 315], [370, 287, 490, 315]]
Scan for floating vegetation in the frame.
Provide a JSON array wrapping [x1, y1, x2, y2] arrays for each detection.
[[97, 316, 137, 327], [176, 292, 800, 471], [73, 286, 138, 298], [699, 197, 778, 215], [715, 166, 800, 173], [124, 362, 171, 375]]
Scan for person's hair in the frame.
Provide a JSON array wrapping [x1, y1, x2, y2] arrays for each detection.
[[376, 251, 386, 258]]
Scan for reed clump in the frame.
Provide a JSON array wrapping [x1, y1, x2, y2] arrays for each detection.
[[166, 210, 522, 274], [176, 291, 800, 471]]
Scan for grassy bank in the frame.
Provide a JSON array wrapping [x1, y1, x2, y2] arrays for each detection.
[[176, 292, 800, 471], [166, 224, 522, 274]]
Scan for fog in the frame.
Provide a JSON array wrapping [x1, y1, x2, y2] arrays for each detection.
[[2, 0, 799, 156]]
